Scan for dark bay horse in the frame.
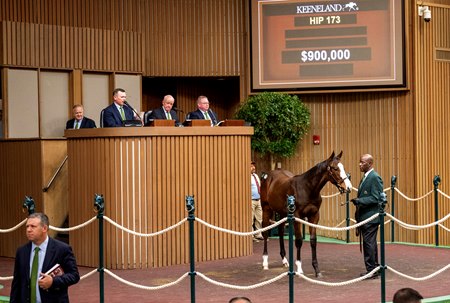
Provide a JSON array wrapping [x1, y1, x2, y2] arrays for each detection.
[[260, 151, 352, 278]]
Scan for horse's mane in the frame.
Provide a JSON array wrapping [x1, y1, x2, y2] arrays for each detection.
[[293, 159, 329, 180]]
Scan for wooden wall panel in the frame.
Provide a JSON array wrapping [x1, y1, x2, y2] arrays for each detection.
[[414, 2, 450, 245], [66, 127, 252, 269]]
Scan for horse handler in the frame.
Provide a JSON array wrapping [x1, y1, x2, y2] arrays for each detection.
[[351, 154, 384, 279], [251, 161, 264, 241]]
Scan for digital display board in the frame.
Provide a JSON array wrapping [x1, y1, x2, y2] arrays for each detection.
[[251, 0, 405, 91]]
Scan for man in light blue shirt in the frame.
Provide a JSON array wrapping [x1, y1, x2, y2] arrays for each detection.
[[251, 161, 263, 241]]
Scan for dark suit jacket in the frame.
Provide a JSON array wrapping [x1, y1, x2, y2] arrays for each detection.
[[187, 109, 219, 126], [356, 170, 384, 224], [148, 107, 181, 126], [102, 103, 135, 127], [10, 237, 80, 303], [65, 117, 96, 129]]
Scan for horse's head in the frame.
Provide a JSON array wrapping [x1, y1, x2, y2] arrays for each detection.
[[326, 151, 352, 194]]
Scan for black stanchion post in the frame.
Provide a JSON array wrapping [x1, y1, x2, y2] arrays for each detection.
[[379, 192, 387, 303], [186, 196, 196, 303], [94, 194, 105, 303], [346, 173, 351, 243], [390, 175, 397, 243], [22, 196, 36, 215], [287, 195, 296, 303], [433, 175, 441, 247]]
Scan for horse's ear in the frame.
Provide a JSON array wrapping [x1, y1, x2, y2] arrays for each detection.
[[336, 150, 343, 159], [328, 151, 335, 161]]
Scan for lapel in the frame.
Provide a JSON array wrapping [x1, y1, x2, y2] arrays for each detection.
[[42, 238, 54, 272]]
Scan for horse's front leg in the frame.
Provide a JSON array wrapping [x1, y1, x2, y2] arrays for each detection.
[[294, 220, 304, 274], [309, 225, 323, 278]]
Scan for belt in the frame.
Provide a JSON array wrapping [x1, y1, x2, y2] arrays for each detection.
[[252, 199, 260, 201]]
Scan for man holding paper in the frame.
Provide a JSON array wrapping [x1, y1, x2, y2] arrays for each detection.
[[10, 212, 80, 303]]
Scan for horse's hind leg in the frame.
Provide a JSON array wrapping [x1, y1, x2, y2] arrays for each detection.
[[278, 220, 288, 267], [309, 225, 323, 278], [261, 202, 273, 270]]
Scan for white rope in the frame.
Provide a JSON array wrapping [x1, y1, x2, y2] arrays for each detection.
[[49, 216, 97, 232], [195, 217, 287, 236], [196, 271, 287, 290], [352, 187, 391, 193], [321, 192, 341, 198], [104, 269, 188, 290], [297, 267, 381, 286], [0, 275, 13, 281], [0, 218, 27, 233], [394, 188, 433, 201], [387, 264, 450, 281], [80, 269, 98, 280], [103, 216, 187, 237], [439, 224, 450, 232], [295, 213, 379, 232], [437, 189, 450, 200], [385, 213, 450, 230], [333, 220, 347, 228]]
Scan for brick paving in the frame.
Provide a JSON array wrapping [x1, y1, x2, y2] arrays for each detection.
[[1, 240, 449, 303]]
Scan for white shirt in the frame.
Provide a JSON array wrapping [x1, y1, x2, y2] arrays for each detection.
[[30, 236, 49, 303]]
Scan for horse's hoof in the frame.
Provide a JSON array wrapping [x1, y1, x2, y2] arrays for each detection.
[[282, 257, 289, 267], [263, 266, 269, 270], [316, 272, 323, 279]]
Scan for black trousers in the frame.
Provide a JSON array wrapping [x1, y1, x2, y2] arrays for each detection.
[[360, 223, 380, 272]]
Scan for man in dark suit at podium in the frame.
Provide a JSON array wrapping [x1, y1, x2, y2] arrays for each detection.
[[102, 88, 136, 127], [65, 104, 96, 129], [148, 95, 181, 126], [187, 95, 219, 126]]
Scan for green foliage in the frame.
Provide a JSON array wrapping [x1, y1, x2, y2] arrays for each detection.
[[234, 92, 310, 159]]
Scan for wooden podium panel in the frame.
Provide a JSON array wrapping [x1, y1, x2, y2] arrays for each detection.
[[184, 119, 211, 127], [219, 119, 245, 126], [147, 119, 175, 127], [65, 127, 254, 269]]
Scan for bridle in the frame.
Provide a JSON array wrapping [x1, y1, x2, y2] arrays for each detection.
[[327, 164, 348, 194]]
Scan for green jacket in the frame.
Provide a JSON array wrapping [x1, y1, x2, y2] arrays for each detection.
[[356, 170, 384, 224]]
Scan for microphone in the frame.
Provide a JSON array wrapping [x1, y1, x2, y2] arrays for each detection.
[[173, 107, 184, 113], [208, 110, 218, 126], [123, 101, 143, 126]]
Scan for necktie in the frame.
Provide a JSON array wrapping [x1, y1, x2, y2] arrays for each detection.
[[30, 247, 40, 303], [204, 111, 210, 120], [167, 111, 172, 120], [120, 106, 125, 120], [252, 173, 260, 194], [75, 120, 80, 129]]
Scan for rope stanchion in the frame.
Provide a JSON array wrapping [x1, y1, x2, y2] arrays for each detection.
[[103, 216, 187, 237], [104, 269, 189, 290], [196, 271, 287, 290], [387, 264, 450, 281], [385, 213, 450, 230], [394, 188, 433, 201], [49, 216, 97, 232], [0, 218, 27, 233], [0, 275, 13, 281], [80, 269, 98, 281]]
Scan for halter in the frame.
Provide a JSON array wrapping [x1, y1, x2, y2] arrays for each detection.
[[327, 165, 348, 194]]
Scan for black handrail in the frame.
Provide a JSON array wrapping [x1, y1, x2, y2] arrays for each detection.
[[42, 155, 68, 192]]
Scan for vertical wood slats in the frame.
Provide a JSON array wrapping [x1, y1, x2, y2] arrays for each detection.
[[414, 3, 450, 245], [1, 20, 142, 72], [0, 139, 68, 257], [67, 128, 252, 269]]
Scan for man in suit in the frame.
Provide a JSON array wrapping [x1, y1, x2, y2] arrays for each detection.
[[187, 95, 219, 126], [102, 88, 136, 127], [10, 212, 80, 303], [351, 154, 384, 279], [148, 95, 181, 126], [65, 104, 96, 129]]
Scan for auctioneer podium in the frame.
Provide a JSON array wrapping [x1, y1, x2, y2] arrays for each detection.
[[65, 126, 253, 269]]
